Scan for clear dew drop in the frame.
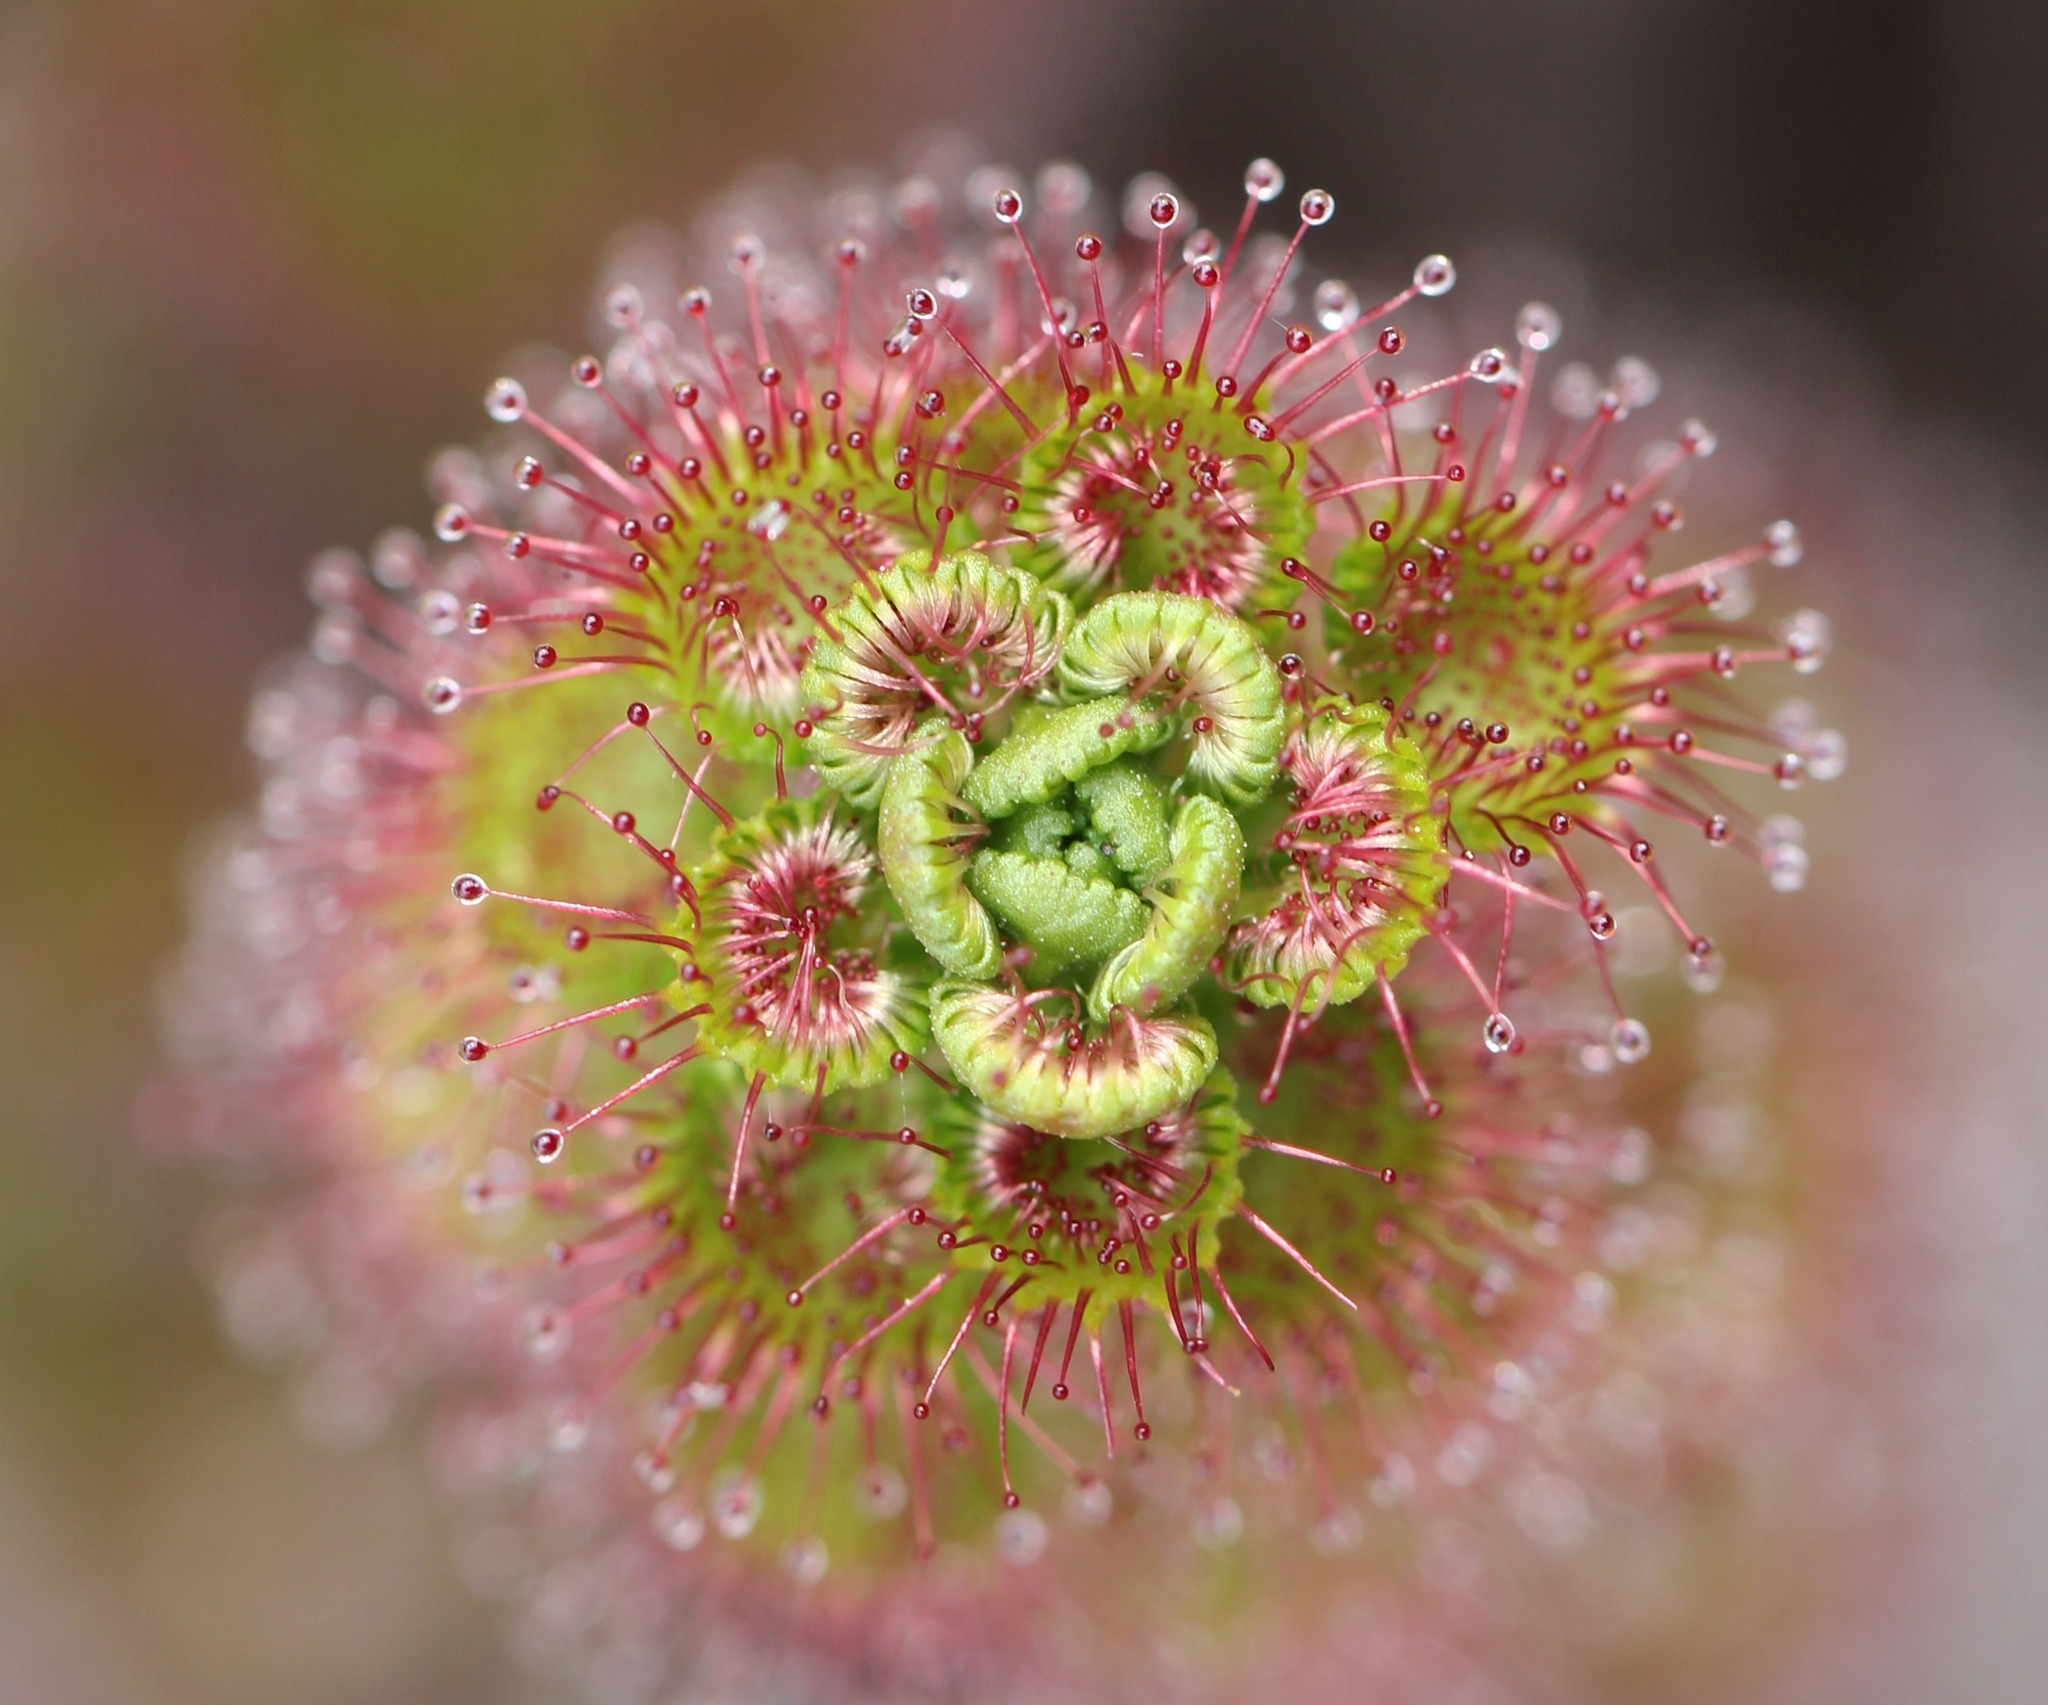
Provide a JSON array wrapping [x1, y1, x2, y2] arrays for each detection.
[[1192, 1494, 1244, 1549], [1781, 608, 1832, 673], [484, 377, 527, 423], [1764, 840, 1811, 893], [1683, 942, 1727, 993], [1805, 727, 1848, 781], [1063, 1477, 1113, 1527], [305, 547, 361, 608], [1309, 1506, 1365, 1556], [1298, 188, 1335, 226], [1611, 1018, 1652, 1065], [858, 1464, 907, 1519], [1468, 346, 1512, 383], [1610, 355, 1660, 407], [994, 1508, 1050, 1566], [1483, 1012, 1517, 1053], [708, 1468, 764, 1539], [1766, 518, 1804, 567], [652, 1496, 705, 1552], [1682, 417, 1719, 457], [1314, 278, 1360, 332], [1515, 301, 1562, 352], [1123, 173, 1188, 238], [1551, 361, 1601, 420], [432, 503, 470, 543], [1414, 253, 1456, 297], [1244, 157, 1285, 202], [783, 1537, 829, 1585], [523, 1308, 570, 1361], [417, 589, 462, 637], [548, 1407, 589, 1454], [1036, 160, 1092, 214], [633, 1449, 676, 1494], [603, 283, 643, 329]]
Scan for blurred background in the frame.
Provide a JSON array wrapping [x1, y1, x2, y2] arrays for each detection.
[[1, 1, 2044, 1700]]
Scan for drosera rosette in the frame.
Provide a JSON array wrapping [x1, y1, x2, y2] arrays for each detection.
[[152, 146, 1849, 1705]]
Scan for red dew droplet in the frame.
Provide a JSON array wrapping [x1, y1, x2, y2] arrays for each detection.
[[1075, 233, 1102, 261], [532, 1128, 565, 1163], [533, 644, 557, 669], [565, 926, 590, 951], [1350, 609, 1376, 633], [458, 1037, 488, 1062], [581, 613, 604, 636], [627, 702, 651, 727], [451, 874, 487, 904], [889, 1050, 910, 1073], [1379, 326, 1405, 355], [536, 784, 560, 811], [612, 810, 637, 835]]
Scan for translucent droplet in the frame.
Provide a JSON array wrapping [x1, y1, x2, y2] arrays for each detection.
[[1681, 418, 1719, 457], [305, 547, 361, 609], [603, 283, 643, 329], [1314, 279, 1360, 332], [652, 1496, 704, 1551], [1413, 253, 1456, 297], [1468, 346, 1511, 384], [432, 504, 471, 543], [1192, 1494, 1244, 1549], [1244, 157, 1284, 202], [783, 1536, 829, 1584], [1610, 355, 1660, 407], [1309, 1506, 1364, 1555], [371, 528, 424, 589], [1764, 841, 1810, 893], [1781, 608, 1831, 673], [1571, 1270, 1617, 1331], [1610, 1018, 1651, 1064], [747, 498, 790, 541], [1298, 188, 1335, 226], [1551, 361, 1601, 419], [1063, 1477, 1112, 1527], [484, 378, 527, 423], [1805, 727, 1847, 781], [858, 1464, 907, 1519], [1435, 1421, 1494, 1487], [417, 589, 462, 637], [523, 1308, 569, 1361], [1608, 1125, 1653, 1185], [709, 1468, 763, 1538], [1514, 1472, 1590, 1549], [1758, 814, 1803, 852], [1369, 1454, 1417, 1508], [633, 1450, 675, 1494], [1515, 301, 1561, 352], [1122, 173, 1185, 239], [1769, 697, 1818, 744], [548, 1408, 589, 1453], [1036, 160, 1091, 215], [994, 1508, 1049, 1565], [1683, 943, 1727, 993], [1766, 518, 1803, 567], [1483, 1013, 1516, 1053]]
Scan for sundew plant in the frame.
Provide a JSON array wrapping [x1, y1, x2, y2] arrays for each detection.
[[161, 154, 1842, 1701]]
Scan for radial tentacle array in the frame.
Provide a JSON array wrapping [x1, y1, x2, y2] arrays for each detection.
[[159, 154, 1842, 1686]]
